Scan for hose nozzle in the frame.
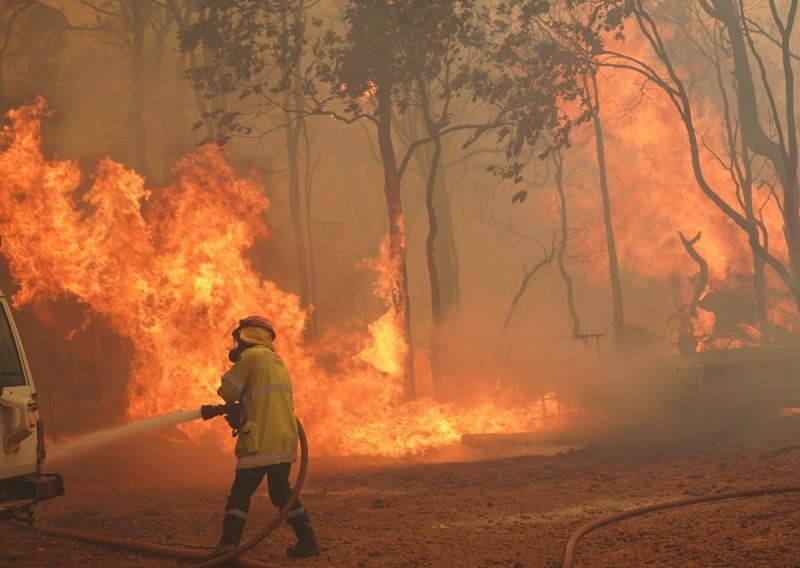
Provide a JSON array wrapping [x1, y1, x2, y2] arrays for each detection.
[[200, 402, 238, 421]]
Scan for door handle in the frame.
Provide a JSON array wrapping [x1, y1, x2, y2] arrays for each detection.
[[0, 395, 36, 453]]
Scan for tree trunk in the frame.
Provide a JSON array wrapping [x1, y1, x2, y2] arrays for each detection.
[[433, 156, 462, 324], [408, 111, 462, 325], [500, 254, 554, 337], [707, 0, 800, 308], [126, 0, 149, 177], [301, 120, 319, 338], [553, 151, 580, 337], [0, 60, 6, 113], [376, 78, 415, 400], [679, 231, 709, 317], [285, 119, 310, 310], [169, 50, 188, 147], [280, 1, 311, 333], [168, 1, 217, 142], [707, 16, 771, 343], [417, 77, 444, 402], [753, 252, 769, 341], [738, 146, 770, 342], [424, 142, 444, 402], [587, 73, 625, 343], [501, 271, 534, 337], [627, 3, 800, 323]]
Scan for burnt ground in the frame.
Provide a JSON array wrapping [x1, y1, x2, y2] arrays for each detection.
[[3, 417, 800, 568]]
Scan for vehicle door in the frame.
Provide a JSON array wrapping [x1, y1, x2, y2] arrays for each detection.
[[0, 297, 37, 479]]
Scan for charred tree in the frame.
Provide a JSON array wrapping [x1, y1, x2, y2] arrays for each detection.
[[183, 0, 499, 399], [394, 108, 463, 328], [300, 120, 320, 338], [679, 231, 709, 317], [126, 0, 149, 177], [374, 77, 415, 399], [433, 164, 462, 324], [702, 0, 800, 311], [670, 274, 698, 354], [417, 76, 445, 402], [704, 21, 771, 343], [553, 150, 580, 338], [280, 0, 314, 338], [585, 72, 625, 344], [180, 0, 317, 334], [608, 1, 800, 313], [330, 1, 501, 399], [500, 241, 557, 337]]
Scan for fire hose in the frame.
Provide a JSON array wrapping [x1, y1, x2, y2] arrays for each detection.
[[561, 484, 800, 568], [25, 409, 310, 568], [26, 408, 800, 567]]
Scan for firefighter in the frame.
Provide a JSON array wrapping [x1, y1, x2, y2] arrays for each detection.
[[210, 315, 320, 559]]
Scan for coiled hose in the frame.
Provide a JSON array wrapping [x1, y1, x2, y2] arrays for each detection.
[[27, 420, 310, 568], [562, 484, 800, 568]]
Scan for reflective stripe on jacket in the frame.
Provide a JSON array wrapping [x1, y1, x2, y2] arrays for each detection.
[[217, 343, 298, 469]]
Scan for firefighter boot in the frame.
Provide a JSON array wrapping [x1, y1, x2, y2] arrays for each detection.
[[209, 514, 246, 559], [286, 509, 320, 558]]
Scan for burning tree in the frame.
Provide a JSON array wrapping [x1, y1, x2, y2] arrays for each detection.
[[179, 0, 320, 337], [1, 98, 556, 456], [470, 0, 800, 348], [182, 0, 508, 399], [0, 1, 628, 455], [569, 0, 800, 338]]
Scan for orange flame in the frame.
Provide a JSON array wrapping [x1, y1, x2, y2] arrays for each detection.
[[354, 236, 408, 376], [572, 28, 799, 349], [0, 99, 560, 457]]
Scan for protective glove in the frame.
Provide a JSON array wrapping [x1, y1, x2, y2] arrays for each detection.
[[224, 402, 244, 436]]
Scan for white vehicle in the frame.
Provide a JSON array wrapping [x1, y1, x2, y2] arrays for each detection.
[[0, 288, 63, 523]]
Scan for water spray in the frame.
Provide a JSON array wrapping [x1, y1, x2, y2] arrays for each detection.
[[27, 407, 310, 568], [47, 408, 203, 462], [48, 402, 249, 461]]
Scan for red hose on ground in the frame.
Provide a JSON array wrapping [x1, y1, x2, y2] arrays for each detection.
[[562, 485, 800, 568], [25, 523, 274, 568], [27, 419, 310, 568]]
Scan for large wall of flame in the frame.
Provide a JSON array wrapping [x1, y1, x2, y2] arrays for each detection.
[[0, 100, 547, 457]]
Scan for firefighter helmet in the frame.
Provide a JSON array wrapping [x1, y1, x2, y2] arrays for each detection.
[[234, 315, 276, 340]]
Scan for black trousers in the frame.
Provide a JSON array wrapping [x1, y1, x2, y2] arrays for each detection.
[[224, 462, 303, 517]]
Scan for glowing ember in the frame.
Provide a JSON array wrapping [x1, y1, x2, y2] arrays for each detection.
[[0, 99, 553, 457]]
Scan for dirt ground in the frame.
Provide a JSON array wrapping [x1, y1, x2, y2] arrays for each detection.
[[3, 416, 800, 568]]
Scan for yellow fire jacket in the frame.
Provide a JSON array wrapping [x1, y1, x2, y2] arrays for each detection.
[[217, 342, 298, 469]]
